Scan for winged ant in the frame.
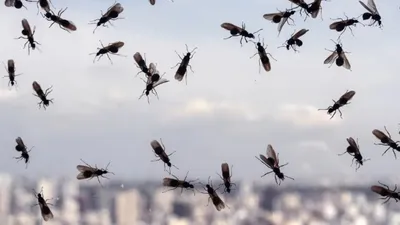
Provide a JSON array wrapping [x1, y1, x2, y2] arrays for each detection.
[[318, 90, 355, 119]]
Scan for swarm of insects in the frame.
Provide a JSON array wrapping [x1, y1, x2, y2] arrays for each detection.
[[32, 81, 54, 110], [318, 90, 355, 119], [172, 44, 197, 83], [162, 171, 198, 195], [32, 188, 54, 221], [217, 163, 236, 194], [255, 144, 294, 185], [371, 182, 400, 204], [43, 8, 77, 32], [76, 159, 115, 186], [338, 137, 370, 170], [90, 41, 125, 64], [359, 0, 382, 27], [150, 139, 178, 173], [221, 22, 262, 46], [90, 2, 124, 33], [263, 9, 296, 35], [14, 137, 33, 168], [372, 127, 400, 158], [324, 39, 351, 70], [3, 59, 22, 87], [15, 19, 40, 55], [279, 29, 309, 52]]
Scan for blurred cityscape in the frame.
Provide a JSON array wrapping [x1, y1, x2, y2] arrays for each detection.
[[0, 173, 399, 225]]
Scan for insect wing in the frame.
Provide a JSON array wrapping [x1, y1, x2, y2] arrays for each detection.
[[311, 0, 322, 18], [149, 0, 155, 5], [211, 193, 225, 211], [323, 51, 338, 64], [372, 129, 388, 140], [60, 20, 77, 31], [32, 81, 43, 93], [4, 0, 15, 7], [133, 52, 144, 65], [221, 163, 230, 179], [108, 41, 124, 49], [150, 140, 164, 153], [371, 185, 389, 196], [149, 63, 158, 75], [105, 3, 124, 17], [22, 19, 32, 36], [340, 52, 351, 70], [163, 177, 178, 187], [152, 78, 169, 88], [39, 201, 54, 221], [359, 0, 374, 13], [346, 137, 360, 154], [329, 21, 344, 30], [288, 0, 306, 6], [259, 154, 274, 168], [7, 59, 14, 70], [292, 29, 309, 39], [221, 22, 243, 32], [340, 90, 355, 102], [261, 57, 271, 72], [266, 144, 279, 166], [367, 0, 378, 13], [263, 12, 284, 21], [15, 137, 25, 147], [277, 17, 288, 33]]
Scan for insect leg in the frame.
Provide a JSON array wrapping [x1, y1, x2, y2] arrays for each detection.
[[261, 171, 274, 177], [266, 53, 277, 61], [384, 126, 392, 138], [162, 187, 178, 193], [329, 110, 337, 119], [392, 149, 397, 159], [284, 174, 295, 180], [382, 146, 392, 156]]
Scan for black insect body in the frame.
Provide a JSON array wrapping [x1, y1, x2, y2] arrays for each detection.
[[150, 139, 178, 173], [255, 144, 294, 185], [43, 8, 77, 32], [26, 0, 53, 14], [318, 90, 355, 119], [32, 188, 54, 221], [32, 81, 54, 110], [221, 22, 263, 45], [200, 177, 226, 211], [338, 137, 370, 170], [90, 41, 125, 64], [3, 59, 22, 87], [148, 0, 173, 5], [329, 14, 363, 38], [139, 76, 169, 104], [371, 182, 400, 204], [250, 37, 276, 73], [148, 62, 165, 83], [359, 0, 382, 27], [14, 137, 33, 168], [288, 0, 311, 19], [162, 171, 198, 195], [324, 40, 351, 70], [373, 127, 400, 158], [217, 163, 236, 194], [15, 19, 40, 55], [4, 0, 27, 9], [90, 2, 124, 33], [76, 159, 115, 186], [263, 10, 296, 35], [279, 29, 309, 52], [133, 52, 150, 76], [172, 44, 197, 83]]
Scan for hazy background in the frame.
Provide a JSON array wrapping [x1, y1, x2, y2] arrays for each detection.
[[0, 0, 399, 184]]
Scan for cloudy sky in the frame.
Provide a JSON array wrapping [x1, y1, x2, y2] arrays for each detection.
[[0, 0, 399, 184]]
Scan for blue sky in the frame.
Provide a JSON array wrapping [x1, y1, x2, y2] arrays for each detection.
[[0, 0, 400, 184]]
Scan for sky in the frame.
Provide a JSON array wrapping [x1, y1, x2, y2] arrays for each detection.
[[0, 0, 399, 185]]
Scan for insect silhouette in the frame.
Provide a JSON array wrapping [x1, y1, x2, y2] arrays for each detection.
[[199, 177, 226, 211], [14, 137, 33, 168], [90, 41, 125, 64], [371, 182, 400, 204], [4, 0, 27, 9], [217, 163, 236, 194], [162, 171, 198, 195], [288, 0, 311, 19], [32, 81, 54, 110], [329, 14, 363, 39], [150, 139, 178, 173], [43, 8, 77, 32], [250, 36, 277, 73], [139, 76, 169, 104], [338, 137, 370, 170], [90, 2, 124, 33], [26, 0, 53, 14], [318, 90, 355, 119], [133, 52, 150, 76], [172, 44, 197, 83], [359, 0, 382, 27], [32, 188, 54, 221], [279, 29, 309, 52], [15, 19, 40, 55], [221, 22, 263, 46], [324, 39, 351, 70], [3, 59, 22, 87], [306, 0, 323, 19], [263, 9, 296, 35], [148, 62, 165, 84], [76, 159, 115, 186], [255, 144, 294, 185], [372, 127, 400, 159]]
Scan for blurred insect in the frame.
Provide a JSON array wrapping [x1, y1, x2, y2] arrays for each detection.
[[14, 137, 33, 168], [90, 41, 125, 64], [43, 8, 77, 32], [4, 0, 27, 9], [217, 163, 236, 194], [199, 177, 226, 211], [255, 144, 294, 185], [172, 44, 197, 83], [338, 137, 370, 170], [329, 14, 363, 39], [3, 59, 22, 87], [288, 0, 310, 18], [318, 90, 355, 119], [133, 52, 150, 76], [221, 22, 263, 46], [150, 139, 178, 173], [32, 81, 54, 110], [15, 19, 40, 55], [250, 36, 277, 73], [263, 9, 296, 35], [76, 159, 115, 187], [32, 188, 54, 221], [279, 29, 309, 52], [139, 76, 169, 104], [162, 171, 198, 195], [148, 62, 165, 83], [359, 0, 382, 27], [372, 127, 400, 158], [26, 0, 53, 14], [306, 0, 323, 19], [90, 2, 124, 33], [323, 39, 351, 70], [371, 182, 400, 204]]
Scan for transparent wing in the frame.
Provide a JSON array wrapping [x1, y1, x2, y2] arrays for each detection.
[[367, 0, 378, 14], [263, 12, 284, 21], [359, 0, 374, 13], [4, 0, 15, 7], [323, 52, 338, 64], [40, 203, 54, 221], [372, 129, 388, 140], [153, 78, 169, 88], [277, 17, 288, 33], [258, 154, 274, 168], [22, 19, 32, 36], [292, 29, 309, 39], [7, 59, 14, 69], [108, 41, 124, 49], [76, 165, 94, 172], [329, 21, 343, 30], [221, 22, 243, 32], [340, 52, 351, 70], [16, 137, 24, 146], [266, 145, 278, 164], [149, 63, 158, 75], [133, 52, 144, 64], [346, 137, 360, 154]]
